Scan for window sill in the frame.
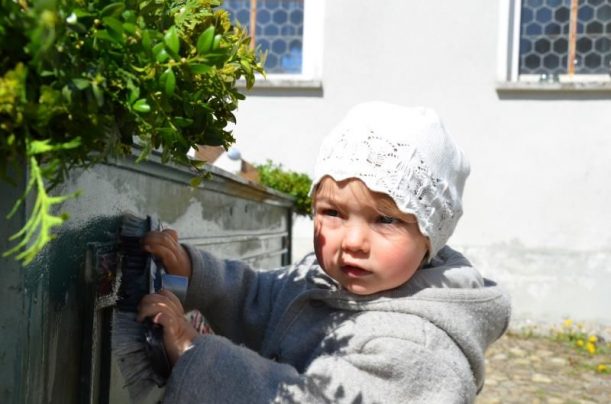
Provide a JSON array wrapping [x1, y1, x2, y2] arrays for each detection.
[[496, 81, 611, 93], [237, 75, 323, 96]]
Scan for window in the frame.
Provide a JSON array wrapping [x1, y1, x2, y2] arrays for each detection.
[[499, 0, 611, 85], [223, 0, 323, 85]]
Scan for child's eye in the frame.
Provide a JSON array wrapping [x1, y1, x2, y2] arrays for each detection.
[[323, 209, 339, 217], [377, 215, 399, 224]]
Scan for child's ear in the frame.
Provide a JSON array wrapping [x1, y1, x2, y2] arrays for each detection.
[[419, 238, 431, 269]]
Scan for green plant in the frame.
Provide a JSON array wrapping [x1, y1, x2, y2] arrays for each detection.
[[554, 319, 610, 374], [0, 0, 264, 264], [256, 160, 312, 217]]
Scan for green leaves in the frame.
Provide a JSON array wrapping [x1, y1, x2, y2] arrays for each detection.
[[100, 2, 126, 18], [0, 0, 265, 265], [256, 161, 313, 217], [188, 63, 212, 74], [159, 68, 176, 96], [197, 26, 215, 54], [164, 26, 180, 55], [27, 137, 81, 155], [132, 99, 151, 113], [153, 42, 169, 63], [71, 78, 90, 90]]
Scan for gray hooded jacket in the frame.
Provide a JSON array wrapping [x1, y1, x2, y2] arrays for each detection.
[[163, 246, 511, 404]]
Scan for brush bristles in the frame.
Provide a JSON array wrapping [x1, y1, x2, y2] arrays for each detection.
[[116, 214, 151, 312], [112, 311, 165, 402], [113, 213, 165, 402]]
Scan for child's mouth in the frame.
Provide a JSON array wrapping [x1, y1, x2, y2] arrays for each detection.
[[341, 265, 371, 277]]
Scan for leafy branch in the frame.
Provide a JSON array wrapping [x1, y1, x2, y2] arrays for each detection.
[[4, 139, 81, 265], [0, 0, 265, 264]]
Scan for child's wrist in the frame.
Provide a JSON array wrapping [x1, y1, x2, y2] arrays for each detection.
[[170, 322, 199, 365]]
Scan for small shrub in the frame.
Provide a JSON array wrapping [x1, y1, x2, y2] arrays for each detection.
[[256, 160, 312, 217]]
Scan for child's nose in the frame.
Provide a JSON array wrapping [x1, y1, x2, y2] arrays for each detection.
[[341, 222, 370, 253]]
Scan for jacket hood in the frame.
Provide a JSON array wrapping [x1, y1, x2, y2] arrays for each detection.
[[311, 246, 511, 391]]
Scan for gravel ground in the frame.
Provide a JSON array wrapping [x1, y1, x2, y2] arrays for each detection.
[[476, 331, 610, 404]]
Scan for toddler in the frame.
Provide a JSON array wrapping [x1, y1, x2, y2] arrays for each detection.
[[138, 101, 511, 403]]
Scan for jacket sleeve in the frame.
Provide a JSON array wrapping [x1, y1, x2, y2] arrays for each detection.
[[181, 244, 286, 348], [162, 334, 476, 404]]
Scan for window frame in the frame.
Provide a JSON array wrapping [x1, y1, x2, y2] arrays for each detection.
[[234, 0, 325, 89], [497, 0, 611, 90]]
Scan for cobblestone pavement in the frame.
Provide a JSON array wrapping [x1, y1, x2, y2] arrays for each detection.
[[476, 332, 610, 404]]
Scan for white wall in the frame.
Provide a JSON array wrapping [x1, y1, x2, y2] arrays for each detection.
[[230, 1, 611, 325]]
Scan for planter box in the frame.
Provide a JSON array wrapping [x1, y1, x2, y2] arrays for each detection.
[[0, 153, 293, 403]]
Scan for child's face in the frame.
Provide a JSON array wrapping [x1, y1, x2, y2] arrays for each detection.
[[313, 177, 429, 295]]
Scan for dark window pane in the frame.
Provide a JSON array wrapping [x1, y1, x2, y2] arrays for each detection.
[[272, 10, 288, 24], [553, 37, 568, 53], [543, 53, 560, 68], [264, 24, 279, 35], [266, 53, 279, 68], [223, 0, 304, 74], [577, 37, 593, 53], [586, 21, 603, 33], [525, 53, 542, 69], [594, 37, 610, 52], [555, 7, 570, 23], [272, 39, 287, 54], [521, 38, 533, 53], [596, 4, 611, 20], [236, 9, 251, 25], [290, 9, 304, 24], [526, 22, 543, 35], [527, 0, 544, 7], [258, 9, 271, 24], [585, 52, 602, 68], [546, 0, 563, 7], [535, 38, 552, 53], [536, 7, 553, 23], [578, 5, 595, 22], [545, 22, 562, 34]]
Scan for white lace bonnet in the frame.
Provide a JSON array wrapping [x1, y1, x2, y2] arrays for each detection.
[[310, 101, 470, 259]]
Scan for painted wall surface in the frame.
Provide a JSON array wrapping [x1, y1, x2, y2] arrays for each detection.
[[227, 1, 611, 325]]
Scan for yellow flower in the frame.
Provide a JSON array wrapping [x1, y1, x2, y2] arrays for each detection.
[[563, 319, 573, 328], [576, 339, 585, 347], [588, 335, 598, 343], [596, 364, 608, 373], [586, 342, 596, 355]]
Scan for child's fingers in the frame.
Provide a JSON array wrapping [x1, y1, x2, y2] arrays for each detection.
[[141, 231, 191, 278], [161, 228, 178, 241], [142, 231, 179, 255], [158, 289, 184, 310], [136, 292, 198, 366], [153, 311, 199, 365], [137, 293, 180, 322]]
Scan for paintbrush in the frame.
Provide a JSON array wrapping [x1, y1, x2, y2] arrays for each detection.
[[111, 213, 173, 402]]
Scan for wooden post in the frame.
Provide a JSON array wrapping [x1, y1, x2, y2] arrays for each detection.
[[567, 0, 579, 76], [249, 0, 257, 49]]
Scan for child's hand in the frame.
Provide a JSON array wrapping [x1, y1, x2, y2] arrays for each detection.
[[137, 289, 199, 366], [142, 229, 192, 279]]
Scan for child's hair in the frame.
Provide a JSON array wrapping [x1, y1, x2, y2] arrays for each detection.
[[313, 176, 419, 225], [310, 101, 470, 259]]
